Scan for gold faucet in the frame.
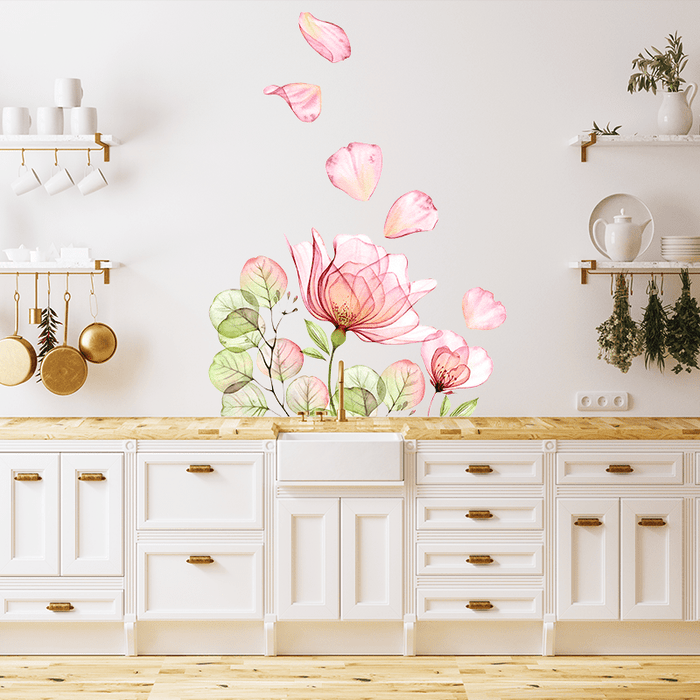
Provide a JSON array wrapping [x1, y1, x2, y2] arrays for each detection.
[[337, 360, 347, 422]]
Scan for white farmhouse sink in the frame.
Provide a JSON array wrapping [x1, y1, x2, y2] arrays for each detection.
[[277, 432, 403, 481]]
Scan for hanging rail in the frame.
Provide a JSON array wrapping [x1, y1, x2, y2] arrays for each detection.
[[0, 261, 116, 284], [0, 133, 117, 162]]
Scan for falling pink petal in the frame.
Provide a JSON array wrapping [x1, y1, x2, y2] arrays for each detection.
[[462, 288, 507, 330], [299, 12, 351, 63], [325, 142, 382, 201], [384, 191, 439, 239], [263, 83, 321, 122]]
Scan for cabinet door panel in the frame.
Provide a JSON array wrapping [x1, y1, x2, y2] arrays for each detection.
[[0, 454, 59, 575], [61, 453, 123, 576], [621, 498, 683, 620], [557, 499, 619, 620], [341, 498, 403, 620]]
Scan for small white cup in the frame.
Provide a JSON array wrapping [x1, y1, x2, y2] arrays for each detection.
[[11, 165, 42, 195], [3, 107, 32, 135], [44, 166, 74, 196], [36, 107, 64, 135], [70, 106, 97, 135], [77, 165, 108, 195], [55, 78, 83, 108]]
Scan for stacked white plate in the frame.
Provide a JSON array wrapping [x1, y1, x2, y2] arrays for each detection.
[[661, 236, 700, 262]]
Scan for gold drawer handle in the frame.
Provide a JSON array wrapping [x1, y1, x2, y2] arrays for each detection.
[[639, 518, 666, 527], [14, 472, 42, 481], [466, 510, 493, 519], [187, 465, 214, 473], [574, 517, 602, 527], [78, 472, 106, 481], [467, 555, 494, 565], [467, 464, 493, 474], [606, 464, 634, 474], [187, 555, 214, 564], [47, 602, 74, 612], [467, 600, 493, 610]]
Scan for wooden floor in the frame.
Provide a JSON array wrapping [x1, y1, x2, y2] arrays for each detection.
[[0, 656, 699, 699]]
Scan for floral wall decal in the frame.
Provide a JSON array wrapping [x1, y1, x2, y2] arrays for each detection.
[[384, 190, 439, 239], [462, 287, 507, 330], [325, 142, 383, 200], [263, 83, 322, 122], [298, 12, 351, 63]]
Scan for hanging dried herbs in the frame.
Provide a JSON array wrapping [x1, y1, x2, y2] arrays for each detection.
[[596, 273, 643, 373], [36, 309, 61, 382], [666, 268, 700, 374], [640, 278, 669, 370]]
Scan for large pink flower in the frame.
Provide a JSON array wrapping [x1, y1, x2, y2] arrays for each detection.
[[288, 228, 436, 345], [421, 330, 493, 392]]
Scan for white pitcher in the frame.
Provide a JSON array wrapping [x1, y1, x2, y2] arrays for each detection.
[[592, 209, 652, 262], [658, 82, 697, 135]]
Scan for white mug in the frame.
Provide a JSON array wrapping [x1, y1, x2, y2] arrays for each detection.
[[45, 166, 74, 196], [70, 106, 97, 135], [3, 107, 32, 135], [77, 165, 108, 195], [36, 107, 64, 135], [11, 165, 41, 195], [54, 78, 83, 108]]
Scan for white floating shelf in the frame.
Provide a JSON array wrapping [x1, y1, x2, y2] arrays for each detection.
[[0, 134, 120, 162], [0, 260, 121, 284], [570, 133, 700, 161], [570, 259, 700, 283]]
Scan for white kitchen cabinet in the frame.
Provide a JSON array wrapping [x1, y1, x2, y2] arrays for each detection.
[[276, 497, 402, 621]]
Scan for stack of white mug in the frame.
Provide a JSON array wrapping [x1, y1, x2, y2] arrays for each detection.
[[4, 78, 108, 196]]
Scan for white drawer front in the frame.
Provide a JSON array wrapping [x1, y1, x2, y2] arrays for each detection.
[[557, 453, 683, 485], [137, 453, 263, 529], [417, 543, 543, 575], [0, 590, 123, 620], [417, 452, 542, 485], [418, 588, 542, 620], [417, 499, 543, 530], [137, 543, 263, 620]]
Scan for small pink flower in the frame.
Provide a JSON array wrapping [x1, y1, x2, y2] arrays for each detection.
[[325, 142, 382, 201], [421, 330, 493, 392], [384, 191, 439, 239], [462, 288, 506, 330], [263, 83, 322, 122], [288, 229, 436, 345], [298, 12, 351, 63]]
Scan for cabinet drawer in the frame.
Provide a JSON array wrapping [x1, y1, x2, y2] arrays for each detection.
[[0, 590, 123, 620], [137, 453, 263, 529], [417, 452, 542, 485], [417, 543, 543, 575], [137, 543, 263, 620], [417, 499, 543, 530], [557, 452, 683, 485], [417, 588, 542, 620]]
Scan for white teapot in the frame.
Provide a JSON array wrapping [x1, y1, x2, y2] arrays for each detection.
[[592, 208, 652, 262]]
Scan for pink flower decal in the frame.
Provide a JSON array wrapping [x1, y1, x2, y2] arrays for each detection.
[[288, 228, 436, 345], [263, 83, 321, 122], [298, 12, 351, 63], [384, 191, 439, 239], [256, 338, 304, 382], [462, 287, 507, 330], [325, 142, 382, 201]]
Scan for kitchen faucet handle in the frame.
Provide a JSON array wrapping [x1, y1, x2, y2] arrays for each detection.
[[297, 411, 309, 422], [316, 410, 328, 422]]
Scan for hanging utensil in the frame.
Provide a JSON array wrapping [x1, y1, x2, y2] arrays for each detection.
[[29, 273, 41, 325], [0, 274, 38, 386], [78, 273, 117, 363], [41, 276, 87, 395]]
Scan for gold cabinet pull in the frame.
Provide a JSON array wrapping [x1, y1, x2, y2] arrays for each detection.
[[639, 517, 666, 527], [467, 555, 494, 565], [186, 465, 214, 473], [14, 473, 42, 481], [574, 517, 602, 527], [466, 510, 493, 519], [78, 472, 106, 481], [46, 602, 74, 612], [467, 600, 493, 610], [606, 464, 634, 474], [467, 464, 493, 474], [186, 555, 214, 564]]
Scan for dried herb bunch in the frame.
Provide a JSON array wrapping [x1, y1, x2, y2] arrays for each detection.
[[596, 273, 643, 373], [35, 306, 61, 382], [641, 278, 669, 370], [666, 269, 700, 374]]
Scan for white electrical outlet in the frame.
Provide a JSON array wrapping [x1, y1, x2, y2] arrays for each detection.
[[576, 391, 629, 411]]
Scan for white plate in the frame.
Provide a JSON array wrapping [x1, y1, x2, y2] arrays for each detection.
[[662, 254, 700, 262], [589, 194, 654, 260]]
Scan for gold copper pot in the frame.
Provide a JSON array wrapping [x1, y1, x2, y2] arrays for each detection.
[[0, 288, 37, 386], [78, 322, 117, 363]]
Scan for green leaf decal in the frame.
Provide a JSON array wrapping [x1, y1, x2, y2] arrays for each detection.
[[381, 360, 426, 412], [305, 319, 330, 355], [286, 376, 330, 414], [209, 289, 259, 330], [256, 338, 304, 382], [439, 395, 451, 417], [208, 349, 254, 393], [240, 256, 288, 308], [222, 383, 269, 417], [450, 398, 478, 417], [217, 307, 262, 339], [340, 386, 379, 417], [218, 330, 263, 353], [302, 347, 326, 360]]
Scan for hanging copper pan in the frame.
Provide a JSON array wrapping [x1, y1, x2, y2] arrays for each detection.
[[0, 283, 37, 386], [78, 274, 117, 363], [41, 290, 87, 395]]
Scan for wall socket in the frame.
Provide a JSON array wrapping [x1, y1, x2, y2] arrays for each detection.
[[576, 391, 629, 411]]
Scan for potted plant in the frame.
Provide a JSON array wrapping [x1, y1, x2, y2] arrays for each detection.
[[628, 32, 697, 135]]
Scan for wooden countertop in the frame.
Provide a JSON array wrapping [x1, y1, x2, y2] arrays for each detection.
[[0, 416, 699, 440]]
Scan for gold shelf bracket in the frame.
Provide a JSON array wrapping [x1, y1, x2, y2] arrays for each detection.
[[93, 132, 110, 162], [580, 132, 597, 162]]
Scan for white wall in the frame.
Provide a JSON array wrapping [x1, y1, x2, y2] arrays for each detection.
[[0, 0, 699, 418]]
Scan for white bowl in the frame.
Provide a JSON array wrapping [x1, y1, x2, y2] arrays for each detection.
[[3, 246, 30, 262]]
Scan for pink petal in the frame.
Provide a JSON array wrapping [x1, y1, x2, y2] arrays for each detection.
[[384, 191, 439, 239], [463, 346, 493, 387], [263, 83, 321, 122], [462, 288, 507, 330], [298, 12, 351, 63], [326, 142, 382, 201]]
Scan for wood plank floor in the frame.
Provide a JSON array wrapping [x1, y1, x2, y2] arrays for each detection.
[[1, 656, 699, 699]]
